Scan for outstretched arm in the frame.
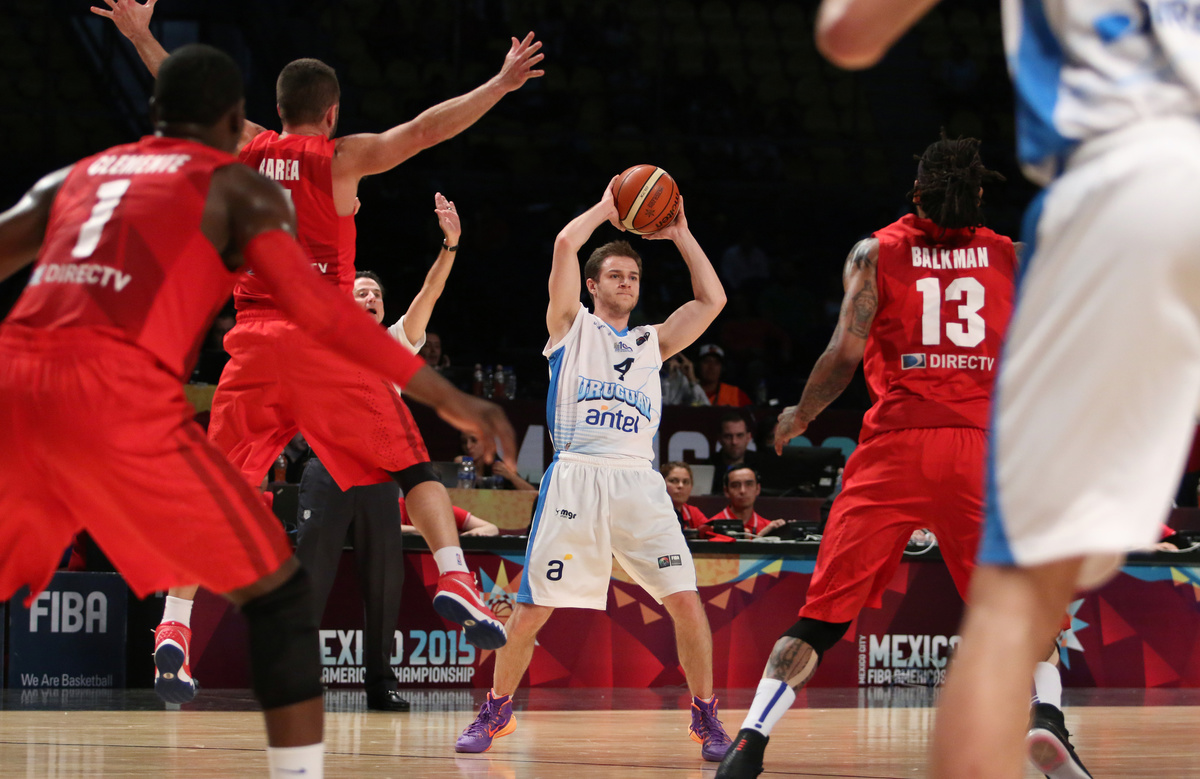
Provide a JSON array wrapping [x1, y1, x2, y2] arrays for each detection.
[[649, 198, 727, 360], [93, 1, 267, 148], [816, 0, 942, 69], [335, 33, 544, 179], [548, 176, 622, 344], [401, 193, 460, 345], [0, 167, 70, 283], [211, 165, 517, 462], [773, 238, 878, 452], [91, 0, 168, 76]]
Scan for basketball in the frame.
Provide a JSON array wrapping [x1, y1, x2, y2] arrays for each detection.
[[611, 165, 681, 235]]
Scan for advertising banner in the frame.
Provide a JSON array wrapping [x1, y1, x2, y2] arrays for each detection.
[[7, 572, 128, 689], [189, 548, 1200, 690]]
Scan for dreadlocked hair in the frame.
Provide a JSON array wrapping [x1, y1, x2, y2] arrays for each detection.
[[908, 132, 1005, 230]]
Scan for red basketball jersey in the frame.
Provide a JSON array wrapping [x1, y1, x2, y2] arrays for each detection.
[[859, 214, 1017, 441], [3, 136, 242, 381], [235, 131, 356, 312]]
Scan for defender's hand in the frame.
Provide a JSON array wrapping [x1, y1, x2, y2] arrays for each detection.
[[434, 392, 517, 466], [91, 0, 157, 40], [774, 405, 809, 454], [496, 32, 545, 92]]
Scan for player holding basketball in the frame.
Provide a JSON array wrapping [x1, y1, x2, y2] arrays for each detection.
[[93, 0, 544, 701], [0, 45, 514, 779], [814, 1, 1200, 777], [717, 135, 1060, 778], [454, 180, 732, 760]]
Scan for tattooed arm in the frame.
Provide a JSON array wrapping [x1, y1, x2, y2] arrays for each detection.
[[774, 238, 878, 452]]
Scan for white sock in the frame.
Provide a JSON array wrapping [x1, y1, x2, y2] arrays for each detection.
[[740, 679, 796, 737], [433, 546, 469, 575], [162, 596, 193, 628], [267, 742, 324, 779], [1032, 661, 1063, 710]]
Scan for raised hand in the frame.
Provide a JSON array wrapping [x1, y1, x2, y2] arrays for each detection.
[[643, 195, 687, 242], [496, 32, 545, 92], [773, 404, 809, 455], [601, 174, 623, 230], [434, 192, 461, 246], [91, 0, 157, 41]]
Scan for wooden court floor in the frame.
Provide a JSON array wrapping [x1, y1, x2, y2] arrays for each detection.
[[1, 687, 1198, 777]]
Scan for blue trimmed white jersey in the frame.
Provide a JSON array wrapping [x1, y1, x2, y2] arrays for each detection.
[[542, 304, 662, 459], [1003, 0, 1200, 185]]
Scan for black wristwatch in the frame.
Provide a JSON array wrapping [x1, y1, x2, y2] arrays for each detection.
[[443, 239, 459, 252]]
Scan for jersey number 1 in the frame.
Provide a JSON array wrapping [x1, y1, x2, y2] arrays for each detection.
[[916, 276, 985, 347], [71, 179, 132, 259]]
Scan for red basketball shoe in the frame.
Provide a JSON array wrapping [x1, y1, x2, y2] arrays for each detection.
[[433, 571, 507, 649], [153, 621, 198, 704]]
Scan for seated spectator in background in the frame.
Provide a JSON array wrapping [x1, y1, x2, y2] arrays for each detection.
[[456, 432, 537, 491], [697, 344, 752, 407], [661, 352, 710, 406], [419, 331, 450, 373], [400, 498, 498, 537], [709, 466, 786, 537], [661, 461, 709, 531], [703, 410, 766, 494]]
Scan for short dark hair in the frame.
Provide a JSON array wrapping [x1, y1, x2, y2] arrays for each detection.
[[723, 465, 760, 489], [583, 241, 643, 288], [909, 131, 1005, 230], [355, 270, 385, 299], [276, 58, 340, 125], [719, 410, 749, 430], [154, 44, 243, 126], [660, 461, 693, 480]]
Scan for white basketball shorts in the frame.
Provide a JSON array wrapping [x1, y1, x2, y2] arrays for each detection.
[[980, 117, 1200, 588], [517, 452, 697, 610]]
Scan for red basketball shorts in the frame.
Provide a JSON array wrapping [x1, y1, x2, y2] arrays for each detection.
[[799, 426, 985, 624], [0, 328, 292, 601], [208, 314, 430, 490]]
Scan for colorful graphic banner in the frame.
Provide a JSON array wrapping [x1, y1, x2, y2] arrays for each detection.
[[187, 552, 1200, 689]]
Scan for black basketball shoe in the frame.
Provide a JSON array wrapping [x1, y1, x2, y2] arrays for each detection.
[[1026, 702, 1093, 778], [715, 728, 767, 779]]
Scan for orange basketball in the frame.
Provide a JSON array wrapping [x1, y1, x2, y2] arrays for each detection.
[[611, 165, 681, 235]]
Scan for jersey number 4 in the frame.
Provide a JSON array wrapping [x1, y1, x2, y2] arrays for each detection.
[[916, 276, 985, 348], [71, 179, 131, 259]]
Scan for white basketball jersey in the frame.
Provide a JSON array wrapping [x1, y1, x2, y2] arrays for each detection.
[[542, 304, 662, 460], [1003, 0, 1200, 185]]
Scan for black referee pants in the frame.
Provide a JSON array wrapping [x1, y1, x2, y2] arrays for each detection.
[[295, 457, 403, 694]]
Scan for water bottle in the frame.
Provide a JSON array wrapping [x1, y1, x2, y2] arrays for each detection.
[[457, 457, 476, 489], [272, 454, 287, 483], [472, 364, 484, 397], [492, 365, 507, 400], [504, 366, 517, 400], [482, 365, 494, 399]]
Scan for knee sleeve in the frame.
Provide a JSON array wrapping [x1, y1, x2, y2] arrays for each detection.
[[388, 461, 439, 494], [782, 617, 852, 659], [241, 567, 324, 710]]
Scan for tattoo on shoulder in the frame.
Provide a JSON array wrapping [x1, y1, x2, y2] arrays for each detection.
[[846, 239, 876, 273]]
